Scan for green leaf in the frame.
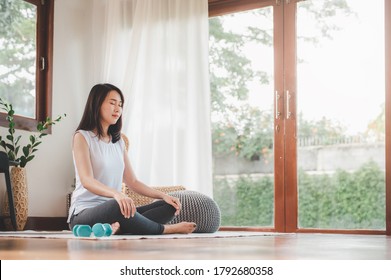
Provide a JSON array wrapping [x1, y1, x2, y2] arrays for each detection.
[[30, 135, 35, 144], [32, 141, 42, 148], [23, 146, 30, 157], [20, 157, 27, 168], [6, 135, 13, 141], [15, 135, 22, 145], [5, 144, 14, 151], [26, 155, 35, 162], [37, 123, 44, 131], [8, 151, 15, 161], [0, 140, 6, 149]]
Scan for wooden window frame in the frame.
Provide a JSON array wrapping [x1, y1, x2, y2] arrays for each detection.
[[0, 0, 54, 132]]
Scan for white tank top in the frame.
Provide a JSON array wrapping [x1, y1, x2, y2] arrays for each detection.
[[67, 130, 125, 222]]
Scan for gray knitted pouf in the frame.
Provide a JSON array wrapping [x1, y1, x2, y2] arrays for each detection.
[[168, 190, 221, 233]]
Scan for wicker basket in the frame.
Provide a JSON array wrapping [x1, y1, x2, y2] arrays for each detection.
[[122, 185, 186, 206]]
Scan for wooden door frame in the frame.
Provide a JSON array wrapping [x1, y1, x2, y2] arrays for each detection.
[[283, 0, 298, 233]]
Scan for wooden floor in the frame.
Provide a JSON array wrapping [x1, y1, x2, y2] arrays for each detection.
[[0, 232, 390, 260]]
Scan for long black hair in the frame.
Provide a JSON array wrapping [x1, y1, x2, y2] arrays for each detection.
[[76, 83, 124, 143]]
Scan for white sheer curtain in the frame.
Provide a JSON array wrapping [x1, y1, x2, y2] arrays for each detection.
[[89, 0, 213, 196]]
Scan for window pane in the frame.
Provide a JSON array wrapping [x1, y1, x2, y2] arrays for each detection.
[[297, 0, 386, 229], [0, 0, 36, 118], [209, 7, 275, 227]]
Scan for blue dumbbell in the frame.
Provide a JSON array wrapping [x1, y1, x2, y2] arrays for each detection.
[[73, 223, 112, 237], [72, 224, 92, 237], [92, 223, 113, 237]]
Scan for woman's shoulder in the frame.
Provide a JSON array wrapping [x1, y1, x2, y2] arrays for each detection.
[[74, 130, 93, 146], [75, 130, 94, 138]]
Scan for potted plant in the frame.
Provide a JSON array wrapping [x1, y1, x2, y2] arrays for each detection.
[[0, 97, 66, 230]]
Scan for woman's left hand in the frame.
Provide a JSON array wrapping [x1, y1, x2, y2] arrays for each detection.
[[162, 194, 181, 216]]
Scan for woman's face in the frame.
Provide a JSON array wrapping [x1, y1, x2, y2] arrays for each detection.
[[100, 90, 123, 127]]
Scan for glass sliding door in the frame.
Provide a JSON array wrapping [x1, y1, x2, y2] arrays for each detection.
[[208, 0, 389, 234], [296, 0, 386, 230], [209, 6, 276, 227]]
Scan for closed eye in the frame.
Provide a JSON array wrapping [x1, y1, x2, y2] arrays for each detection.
[[109, 100, 123, 107]]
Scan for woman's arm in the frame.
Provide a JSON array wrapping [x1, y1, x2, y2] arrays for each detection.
[[123, 150, 181, 215], [73, 133, 135, 218]]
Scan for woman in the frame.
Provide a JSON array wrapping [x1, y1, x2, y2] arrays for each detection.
[[67, 83, 196, 234]]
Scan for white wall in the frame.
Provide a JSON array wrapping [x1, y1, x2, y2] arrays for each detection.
[[0, 0, 95, 217]]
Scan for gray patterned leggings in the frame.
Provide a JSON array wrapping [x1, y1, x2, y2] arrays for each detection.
[[69, 199, 176, 235]]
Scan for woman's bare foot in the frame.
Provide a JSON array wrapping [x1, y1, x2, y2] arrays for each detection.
[[163, 222, 197, 234], [111, 222, 121, 235]]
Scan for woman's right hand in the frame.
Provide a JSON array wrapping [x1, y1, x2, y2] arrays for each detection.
[[113, 192, 136, 219]]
